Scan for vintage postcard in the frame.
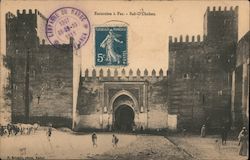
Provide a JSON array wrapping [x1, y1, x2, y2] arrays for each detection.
[[0, 0, 249, 159]]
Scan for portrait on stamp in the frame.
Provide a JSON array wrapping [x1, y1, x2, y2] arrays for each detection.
[[95, 27, 127, 66]]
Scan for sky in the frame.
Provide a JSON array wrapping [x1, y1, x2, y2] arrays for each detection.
[[0, 0, 249, 76]]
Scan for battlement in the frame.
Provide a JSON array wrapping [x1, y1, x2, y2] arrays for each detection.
[[17, 9, 37, 15], [16, 9, 47, 20], [6, 9, 47, 21], [5, 12, 15, 19], [206, 6, 238, 13], [39, 37, 74, 46], [169, 35, 206, 44], [81, 68, 167, 81]]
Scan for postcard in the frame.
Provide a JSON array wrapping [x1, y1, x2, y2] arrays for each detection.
[[0, 0, 249, 159]]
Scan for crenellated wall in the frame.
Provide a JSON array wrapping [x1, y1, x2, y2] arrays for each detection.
[[204, 6, 238, 43], [168, 6, 238, 131], [206, 6, 238, 12], [169, 35, 205, 44], [81, 68, 167, 82], [5, 10, 74, 127], [74, 68, 169, 131], [6, 9, 48, 51]]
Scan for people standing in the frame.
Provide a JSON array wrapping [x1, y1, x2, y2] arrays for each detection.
[[47, 123, 52, 141], [112, 134, 119, 147], [200, 125, 206, 137], [238, 127, 248, 156], [92, 132, 98, 147], [221, 126, 228, 145]]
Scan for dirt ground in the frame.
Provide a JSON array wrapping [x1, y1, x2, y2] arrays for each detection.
[[88, 135, 192, 160], [1, 130, 248, 160], [168, 134, 249, 160], [0, 130, 191, 160]]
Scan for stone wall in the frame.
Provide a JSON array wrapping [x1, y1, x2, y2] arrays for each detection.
[[75, 70, 169, 131], [5, 10, 73, 127], [29, 45, 73, 118], [168, 6, 238, 130], [232, 31, 249, 130]]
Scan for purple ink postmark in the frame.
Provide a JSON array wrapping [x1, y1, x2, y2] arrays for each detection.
[[46, 7, 90, 49]]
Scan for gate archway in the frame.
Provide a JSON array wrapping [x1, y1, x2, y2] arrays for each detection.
[[110, 90, 137, 131]]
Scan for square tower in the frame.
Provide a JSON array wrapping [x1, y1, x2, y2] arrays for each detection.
[[204, 6, 238, 43]]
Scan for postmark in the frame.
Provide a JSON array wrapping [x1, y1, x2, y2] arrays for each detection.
[[95, 26, 127, 66], [46, 7, 90, 49]]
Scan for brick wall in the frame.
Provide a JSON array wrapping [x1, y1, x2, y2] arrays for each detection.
[[232, 31, 250, 129], [5, 10, 73, 127], [75, 71, 169, 130], [168, 6, 238, 130]]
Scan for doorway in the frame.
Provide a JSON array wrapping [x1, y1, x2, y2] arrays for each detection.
[[114, 105, 135, 131]]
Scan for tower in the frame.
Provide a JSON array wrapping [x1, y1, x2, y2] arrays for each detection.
[[5, 10, 73, 126], [204, 6, 238, 43], [168, 6, 239, 130]]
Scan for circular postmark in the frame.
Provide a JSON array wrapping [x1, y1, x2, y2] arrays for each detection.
[[46, 7, 90, 49]]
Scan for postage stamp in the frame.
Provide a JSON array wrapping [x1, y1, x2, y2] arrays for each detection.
[[46, 7, 90, 49], [95, 26, 127, 66]]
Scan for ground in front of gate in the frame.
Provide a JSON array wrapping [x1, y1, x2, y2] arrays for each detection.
[[0, 129, 248, 160]]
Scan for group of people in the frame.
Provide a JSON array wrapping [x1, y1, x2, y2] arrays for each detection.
[[200, 125, 248, 156], [0, 123, 39, 136], [91, 132, 119, 148]]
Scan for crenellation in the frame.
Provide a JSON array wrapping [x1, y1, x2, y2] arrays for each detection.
[[159, 69, 163, 77], [179, 35, 183, 42], [136, 69, 141, 76], [114, 68, 118, 77], [169, 35, 204, 45], [129, 69, 133, 76], [6, 12, 16, 19], [81, 68, 167, 80], [121, 68, 126, 76], [207, 6, 210, 12], [85, 69, 89, 77], [235, 6, 239, 12], [15, 9, 46, 20], [152, 69, 156, 76], [92, 69, 96, 78], [174, 37, 178, 43], [192, 36, 195, 42], [169, 36, 172, 43], [107, 69, 111, 77], [99, 69, 104, 77], [144, 69, 148, 76], [197, 35, 200, 42], [206, 6, 238, 12], [185, 35, 189, 42]]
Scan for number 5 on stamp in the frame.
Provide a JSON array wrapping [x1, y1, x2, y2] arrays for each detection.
[[95, 26, 127, 66]]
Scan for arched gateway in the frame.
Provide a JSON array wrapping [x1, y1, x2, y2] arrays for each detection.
[[75, 79, 169, 131], [110, 90, 138, 131]]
